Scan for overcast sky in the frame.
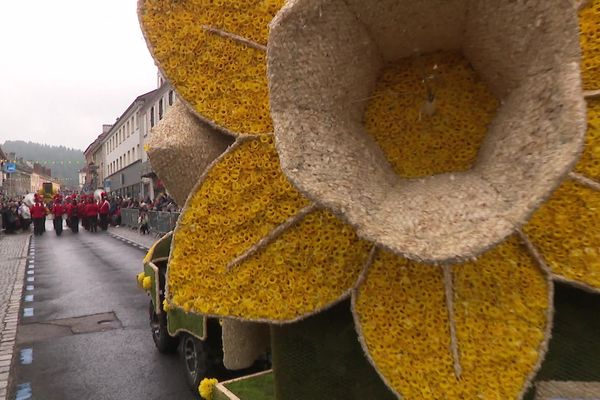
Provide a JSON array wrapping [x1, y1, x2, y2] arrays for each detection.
[[0, 1, 158, 152]]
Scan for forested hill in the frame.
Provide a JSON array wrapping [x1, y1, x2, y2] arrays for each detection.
[[2, 140, 85, 187]]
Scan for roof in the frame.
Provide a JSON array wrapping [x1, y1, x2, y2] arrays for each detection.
[[0, 145, 6, 161], [83, 131, 109, 156]]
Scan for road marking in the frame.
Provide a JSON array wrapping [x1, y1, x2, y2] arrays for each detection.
[[26, 285, 34, 291], [15, 383, 32, 400], [27, 277, 34, 282], [20, 348, 33, 365], [23, 308, 34, 317], [26, 271, 34, 275], [24, 295, 33, 302]]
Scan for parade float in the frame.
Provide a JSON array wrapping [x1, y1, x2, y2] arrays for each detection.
[[137, 0, 600, 399]]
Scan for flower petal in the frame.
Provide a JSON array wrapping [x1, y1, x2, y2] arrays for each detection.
[[575, 98, 600, 181], [168, 137, 370, 322], [353, 236, 551, 399], [579, 0, 600, 90], [139, 0, 284, 135], [524, 179, 600, 291]]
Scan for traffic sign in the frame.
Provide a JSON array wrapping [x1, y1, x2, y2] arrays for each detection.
[[4, 163, 16, 173]]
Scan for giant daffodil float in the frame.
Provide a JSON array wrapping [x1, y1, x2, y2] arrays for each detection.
[[140, 0, 600, 398]]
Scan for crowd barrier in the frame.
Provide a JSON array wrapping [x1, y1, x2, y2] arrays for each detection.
[[120, 208, 180, 236]]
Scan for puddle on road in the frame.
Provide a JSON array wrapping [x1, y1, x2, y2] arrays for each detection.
[[20, 348, 33, 365], [15, 383, 32, 400]]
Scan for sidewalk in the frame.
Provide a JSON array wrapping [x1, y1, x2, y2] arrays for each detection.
[[106, 226, 158, 251], [0, 232, 30, 400]]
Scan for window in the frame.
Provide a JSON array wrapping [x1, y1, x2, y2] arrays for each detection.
[[168, 90, 174, 106], [127, 150, 131, 164], [158, 99, 164, 120], [150, 107, 155, 128], [132, 147, 136, 160]]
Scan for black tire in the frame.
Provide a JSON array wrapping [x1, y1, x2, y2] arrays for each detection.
[[149, 300, 179, 353], [180, 333, 209, 392]]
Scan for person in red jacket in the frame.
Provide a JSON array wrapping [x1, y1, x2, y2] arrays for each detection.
[[64, 196, 73, 229], [70, 199, 80, 233], [78, 195, 88, 230], [51, 195, 65, 236], [30, 194, 46, 236], [86, 196, 99, 233], [98, 192, 110, 231]]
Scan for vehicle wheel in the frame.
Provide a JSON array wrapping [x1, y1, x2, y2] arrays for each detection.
[[149, 300, 178, 353], [181, 333, 209, 392]]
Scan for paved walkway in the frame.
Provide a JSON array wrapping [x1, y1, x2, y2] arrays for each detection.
[[0, 233, 30, 400], [106, 226, 157, 251]]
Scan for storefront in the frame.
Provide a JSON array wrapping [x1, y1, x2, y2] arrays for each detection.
[[104, 160, 142, 199]]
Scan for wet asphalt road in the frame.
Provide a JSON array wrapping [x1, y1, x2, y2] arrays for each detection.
[[9, 221, 197, 400]]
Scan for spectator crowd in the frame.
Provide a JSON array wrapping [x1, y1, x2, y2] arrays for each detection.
[[1, 192, 180, 236]]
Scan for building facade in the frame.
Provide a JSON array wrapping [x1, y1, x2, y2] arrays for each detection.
[[82, 73, 176, 201], [102, 80, 175, 200]]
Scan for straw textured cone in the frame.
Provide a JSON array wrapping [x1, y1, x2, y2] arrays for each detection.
[[147, 101, 233, 206], [221, 319, 270, 370], [268, 0, 586, 263]]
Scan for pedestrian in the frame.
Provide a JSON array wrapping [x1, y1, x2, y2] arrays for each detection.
[[138, 205, 149, 235], [18, 201, 31, 232], [30, 194, 46, 236], [86, 196, 99, 233], [78, 195, 88, 230], [70, 199, 80, 233], [64, 196, 73, 229], [98, 192, 110, 231], [50, 195, 64, 236]]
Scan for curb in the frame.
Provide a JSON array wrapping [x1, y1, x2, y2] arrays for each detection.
[[0, 234, 31, 400], [107, 232, 150, 252]]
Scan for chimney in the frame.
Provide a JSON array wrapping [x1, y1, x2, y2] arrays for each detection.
[[102, 124, 113, 134]]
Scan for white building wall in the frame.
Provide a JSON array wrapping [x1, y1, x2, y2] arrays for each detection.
[[104, 110, 140, 179], [140, 87, 176, 163]]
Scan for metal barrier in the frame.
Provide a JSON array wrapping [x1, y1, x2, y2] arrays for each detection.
[[119, 208, 180, 236], [120, 208, 139, 228]]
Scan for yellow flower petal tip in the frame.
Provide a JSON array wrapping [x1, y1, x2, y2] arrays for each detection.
[[355, 237, 551, 399], [199, 378, 218, 400], [139, 0, 285, 135]]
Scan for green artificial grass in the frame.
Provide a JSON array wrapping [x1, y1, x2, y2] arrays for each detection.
[[271, 301, 397, 400], [219, 372, 275, 400], [524, 283, 600, 400]]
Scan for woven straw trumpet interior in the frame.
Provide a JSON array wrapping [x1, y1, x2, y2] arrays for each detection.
[[268, 0, 587, 263]]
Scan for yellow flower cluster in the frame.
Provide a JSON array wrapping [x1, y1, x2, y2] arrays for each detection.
[[364, 51, 498, 178], [199, 378, 219, 400], [143, 276, 153, 291], [136, 272, 145, 288], [580, 0, 600, 90], [162, 299, 171, 313], [355, 237, 548, 399], [140, 0, 283, 135], [168, 136, 371, 320], [525, 180, 600, 290], [576, 98, 600, 180]]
